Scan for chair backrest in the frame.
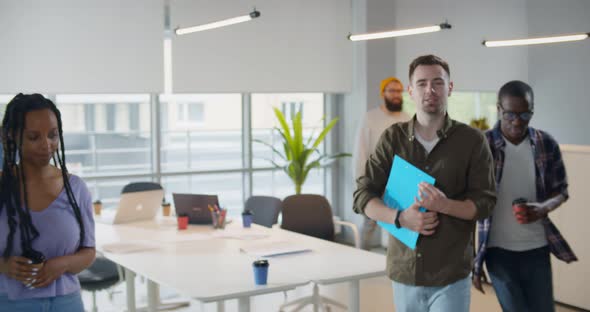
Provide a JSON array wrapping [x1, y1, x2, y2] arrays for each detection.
[[121, 182, 163, 194], [281, 194, 335, 241], [78, 256, 122, 290], [244, 196, 282, 228]]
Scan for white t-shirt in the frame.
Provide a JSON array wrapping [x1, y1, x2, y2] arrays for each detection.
[[487, 136, 547, 251], [414, 131, 440, 155], [353, 108, 410, 179]]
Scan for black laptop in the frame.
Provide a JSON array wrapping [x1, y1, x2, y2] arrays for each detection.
[[172, 193, 219, 224]]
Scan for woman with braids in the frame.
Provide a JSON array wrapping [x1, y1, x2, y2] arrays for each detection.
[[0, 93, 95, 310]]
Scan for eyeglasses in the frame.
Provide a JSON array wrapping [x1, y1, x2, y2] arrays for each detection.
[[499, 105, 534, 121]]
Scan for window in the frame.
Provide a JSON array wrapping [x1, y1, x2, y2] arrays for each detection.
[[251, 93, 326, 196], [0, 92, 332, 217], [176, 102, 205, 123], [159, 94, 242, 172], [55, 94, 152, 177], [402, 91, 497, 126]]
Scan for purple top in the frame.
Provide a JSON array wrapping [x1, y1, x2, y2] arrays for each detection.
[[0, 174, 95, 300]]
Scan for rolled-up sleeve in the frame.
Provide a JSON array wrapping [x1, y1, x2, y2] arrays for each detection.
[[353, 129, 394, 215], [464, 132, 497, 220]]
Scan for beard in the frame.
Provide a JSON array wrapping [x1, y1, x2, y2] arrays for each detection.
[[384, 98, 403, 112]]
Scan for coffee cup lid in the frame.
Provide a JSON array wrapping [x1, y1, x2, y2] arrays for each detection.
[[253, 259, 269, 267], [512, 198, 527, 205]]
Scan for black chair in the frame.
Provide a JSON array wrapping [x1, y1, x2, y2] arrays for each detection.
[[244, 195, 282, 228], [78, 257, 124, 312], [121, 181, 163, 194], [279, 194, 360, 312]]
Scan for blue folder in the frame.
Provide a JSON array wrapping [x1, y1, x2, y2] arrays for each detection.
[[377, 155, 436, 250]]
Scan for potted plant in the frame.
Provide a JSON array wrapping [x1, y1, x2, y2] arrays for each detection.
[[469, 117, 490, 131], [255, 107, 350, 194]]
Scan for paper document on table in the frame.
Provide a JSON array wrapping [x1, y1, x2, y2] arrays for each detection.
[[102, 241, 161, 254], [377, 155, 436, 250], [240, 241, 312, 257], [212, 228, 269, 240], [155, 232, 212, 243]]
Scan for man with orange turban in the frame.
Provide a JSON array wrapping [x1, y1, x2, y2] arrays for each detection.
[[353, 77, 410, 250]]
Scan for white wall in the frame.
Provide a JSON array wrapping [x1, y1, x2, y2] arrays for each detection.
[[392, 0, 529, 92], [171, 0, 352, 93], [552, 145, 590, 310], [0, 0, 164, 94], [527, 0, 590, 145]]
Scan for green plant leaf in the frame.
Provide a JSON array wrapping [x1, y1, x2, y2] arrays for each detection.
[[311, 117, 338, 149], [273, 107, 294, 148], [252, 139, 287, 161], [291, 111, 303, 159]]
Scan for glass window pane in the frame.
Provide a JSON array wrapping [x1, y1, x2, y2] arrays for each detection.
[[55, 94, 152, 176], [159, 94, 242, 172], [480, 92, 498, 128], [252, 168, 325, 199], [402, 91, 498, 128], [0, 94, 15, 120], [161, 172, 243, 215], [251, 93, 324, 168]]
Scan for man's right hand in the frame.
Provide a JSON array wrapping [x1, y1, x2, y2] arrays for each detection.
[[398, 199, 439, 235], [472, 274, 486, 294], [0, 256, 38, 284]]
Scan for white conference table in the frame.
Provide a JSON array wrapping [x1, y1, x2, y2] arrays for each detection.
[[95, 218, 386, 312]]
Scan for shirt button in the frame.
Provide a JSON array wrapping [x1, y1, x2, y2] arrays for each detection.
[[417, 253, 422, 258], [425, 166, 430, 170]]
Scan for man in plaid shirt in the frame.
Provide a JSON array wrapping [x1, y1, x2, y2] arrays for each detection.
[[473, 80, 577, 312]]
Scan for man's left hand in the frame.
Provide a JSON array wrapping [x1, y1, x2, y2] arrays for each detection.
[[518, 203, 549, 223], [417, 182, 449, 214]]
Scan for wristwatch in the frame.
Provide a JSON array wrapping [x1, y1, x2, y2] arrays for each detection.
[[394, 210, 402, 229]]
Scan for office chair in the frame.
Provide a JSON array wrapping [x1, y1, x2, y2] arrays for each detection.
[[244, 195, 282, 228], [279, 194, 360, 312], [121, 181, 163, 194], [79, 256, 124, 312]]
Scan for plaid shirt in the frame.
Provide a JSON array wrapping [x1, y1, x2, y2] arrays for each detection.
[[473, 122, 577, 278]]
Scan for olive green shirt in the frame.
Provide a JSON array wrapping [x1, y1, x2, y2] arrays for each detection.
[[353, 114, 496, 286]]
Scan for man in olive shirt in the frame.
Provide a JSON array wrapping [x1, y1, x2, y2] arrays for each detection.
[[353, 54, 496, 312]]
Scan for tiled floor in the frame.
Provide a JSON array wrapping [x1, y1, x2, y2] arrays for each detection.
[[81, 274, 581, 312]]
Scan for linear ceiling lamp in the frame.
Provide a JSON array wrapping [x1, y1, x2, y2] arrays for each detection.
[[175, 9, 261, 36], [483, 32, 589, 47], [348, 22, 451, 41]]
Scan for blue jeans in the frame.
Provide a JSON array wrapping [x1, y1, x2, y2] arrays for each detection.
[[392, 276, 471, 312], [0, 291, 84, 312], [486, 246, 554, 312]]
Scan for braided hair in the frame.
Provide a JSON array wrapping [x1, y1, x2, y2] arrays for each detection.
[[1, 93, 85, 259]]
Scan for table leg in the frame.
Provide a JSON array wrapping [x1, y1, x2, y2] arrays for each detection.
[[349, 279, 360, 312], [216, 300, 225, 312], [147, 280, 159, 312], [237, 297, 250, 312], [125, 268, 137, 312]]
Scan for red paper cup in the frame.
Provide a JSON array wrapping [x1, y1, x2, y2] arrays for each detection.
[[177, 216, 189, 230], [512, 198, 528, 224]]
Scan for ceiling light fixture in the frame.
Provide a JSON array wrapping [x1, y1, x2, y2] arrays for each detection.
[[348, 22, 451, 41], [483, 32, 589, 47], [175, 9, 261, 36]]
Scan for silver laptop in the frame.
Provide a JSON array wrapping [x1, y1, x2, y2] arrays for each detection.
[[96, 189, 164, 224], [173, 193, 219, 224]]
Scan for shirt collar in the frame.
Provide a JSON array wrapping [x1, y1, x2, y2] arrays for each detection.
[[490, 120, 537, 149], [407, 113, 453, 142]]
